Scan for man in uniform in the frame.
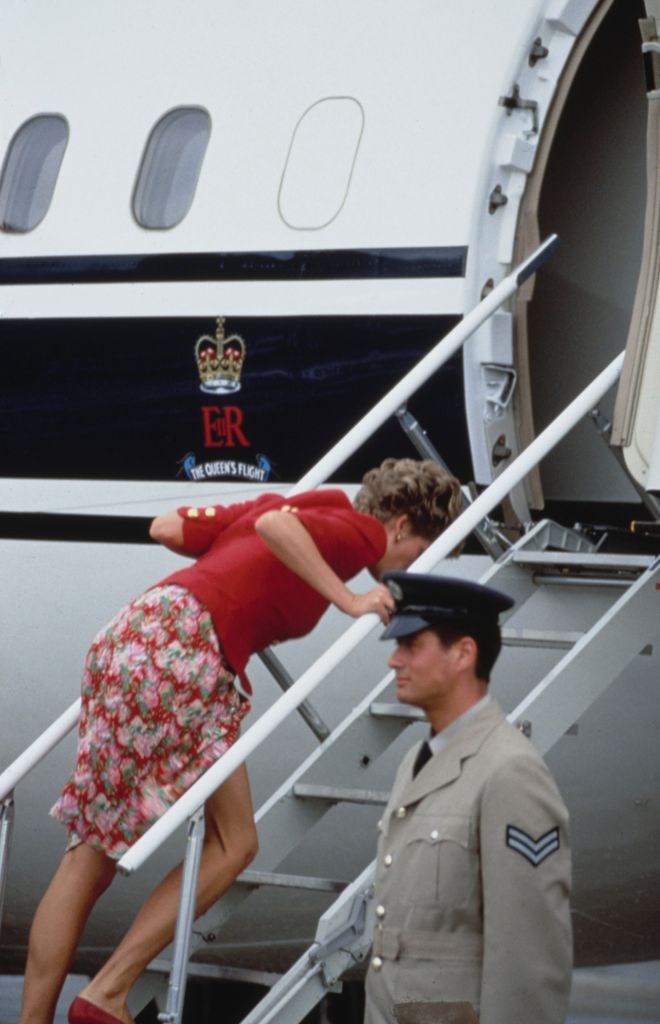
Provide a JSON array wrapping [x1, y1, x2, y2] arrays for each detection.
[[364, 573, 572, 1024]]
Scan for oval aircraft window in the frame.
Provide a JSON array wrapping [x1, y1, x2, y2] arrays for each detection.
[[0, 114, 69, 232], [278, 96, 364, 230], [133, 106, 211, 229]]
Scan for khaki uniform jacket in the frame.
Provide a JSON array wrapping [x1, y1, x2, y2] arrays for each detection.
[[364, 700, 572, 1024]]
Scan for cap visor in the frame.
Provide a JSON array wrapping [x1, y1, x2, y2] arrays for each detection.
[[380, 614, 432, 640]]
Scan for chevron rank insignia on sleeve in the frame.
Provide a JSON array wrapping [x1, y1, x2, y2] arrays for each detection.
[[506, 825, 560, 867]]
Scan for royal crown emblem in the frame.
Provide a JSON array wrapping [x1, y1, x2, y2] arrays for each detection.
[[195, 317, 246, 394]]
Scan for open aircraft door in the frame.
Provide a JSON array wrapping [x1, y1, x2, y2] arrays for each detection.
[[612, 4, 660, 497]]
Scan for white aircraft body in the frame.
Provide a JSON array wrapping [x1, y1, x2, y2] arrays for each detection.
[[1, 0, 659, 1018]]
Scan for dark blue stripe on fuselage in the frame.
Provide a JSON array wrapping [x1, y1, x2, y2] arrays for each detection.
[[0, 247, 467, 285], [0, 512, 152, 544]]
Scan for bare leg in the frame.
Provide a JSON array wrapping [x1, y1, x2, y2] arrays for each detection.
[[79, 764, 258, 1023], [20, 844, 117, 1024]]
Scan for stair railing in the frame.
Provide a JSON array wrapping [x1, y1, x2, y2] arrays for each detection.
[[0, 233, 559, 814], [117, 345, 624, 875], [0, 699, 81, 804], [0, 698, 81, 926], [291, 236, 560, 493], [0, 234, 560, 974], [129, 344, 625, 1024]]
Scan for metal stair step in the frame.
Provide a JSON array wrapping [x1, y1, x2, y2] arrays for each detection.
[[237, 869, 347, 893], [370, 702, 425, 722], [501, 627, 583, 649], [510, 551, 654, 583], [292, 783, 390, 805], [194, 521, 646, 1010], [514, 520, 597, 554], [149, 957, 283, 988], [242, 553, 660, 1024], [191, 669, 417, 953]]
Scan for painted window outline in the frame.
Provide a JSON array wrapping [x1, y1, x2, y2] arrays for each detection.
[[133, 106, 212, 230], [0, 113, 69, 233], [277, 96, 365, 231]]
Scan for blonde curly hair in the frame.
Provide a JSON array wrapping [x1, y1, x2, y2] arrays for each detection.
[[353, 458, 463, 541]]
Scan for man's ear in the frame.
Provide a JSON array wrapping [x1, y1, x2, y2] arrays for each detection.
[[454, 634, 478, 672]]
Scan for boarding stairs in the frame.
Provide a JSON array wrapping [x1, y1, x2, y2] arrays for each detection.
[[175, 524, 658, 1024], [135, 372, 657, 1017], [1, 234, 659, 1023]]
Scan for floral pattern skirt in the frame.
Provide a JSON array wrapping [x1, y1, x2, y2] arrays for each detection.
[[50, 585, 250, 860]]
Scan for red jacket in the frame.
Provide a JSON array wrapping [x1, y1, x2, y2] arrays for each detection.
[[158, 489, 386, 692]]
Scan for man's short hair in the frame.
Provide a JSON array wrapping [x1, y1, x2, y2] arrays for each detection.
[[430, 619, 502, 682]]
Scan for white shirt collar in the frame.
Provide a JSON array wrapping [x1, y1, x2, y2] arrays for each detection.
[[427, 693, 492, 755]]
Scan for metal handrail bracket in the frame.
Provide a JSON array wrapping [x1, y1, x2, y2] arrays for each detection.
[[0, 795, 15, 932], [157, 808, 206, 1024]]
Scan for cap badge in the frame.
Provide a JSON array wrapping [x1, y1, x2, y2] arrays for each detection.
[[387, 579, 404, 602]]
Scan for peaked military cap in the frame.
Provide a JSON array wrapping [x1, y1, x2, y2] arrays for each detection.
[[381, 571, 515, 640]]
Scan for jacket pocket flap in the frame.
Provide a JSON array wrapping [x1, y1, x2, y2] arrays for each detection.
[[404, 813, 474, 849]]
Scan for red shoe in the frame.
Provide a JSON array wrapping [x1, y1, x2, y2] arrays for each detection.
[[68, 996, 127, 1024]]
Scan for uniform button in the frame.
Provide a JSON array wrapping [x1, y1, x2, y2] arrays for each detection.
[[187, 508, 200, 518], [430, 829, 439, 841], [371, 956, 383, 971], [281, 504, 291, 511], [204, 507, 216, 517], [395, 806, 406, 818], [376, 905, 386, 918], [384, 854, 393, 867]]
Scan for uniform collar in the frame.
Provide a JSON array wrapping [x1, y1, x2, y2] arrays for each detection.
[[396, 699, 503, 806], [427, 693, 492, 755]]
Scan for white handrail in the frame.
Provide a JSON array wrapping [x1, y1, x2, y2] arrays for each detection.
[[0, 699, 81, 801], [292, 235, 559, 493], [118, 349, 624, 875], [413, 351, 625, 562], [0, 235, 559, 803]]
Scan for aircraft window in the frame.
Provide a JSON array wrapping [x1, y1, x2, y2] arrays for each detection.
[[0, 114, 69, 232], [278, 96, 364, 230], [133, 106, 211, 229]]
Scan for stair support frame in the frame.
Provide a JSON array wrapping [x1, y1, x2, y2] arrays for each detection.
[[239, 555, 660, 1024]]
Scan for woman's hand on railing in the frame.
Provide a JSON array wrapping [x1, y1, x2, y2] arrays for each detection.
[[342, 584, 395, 624]]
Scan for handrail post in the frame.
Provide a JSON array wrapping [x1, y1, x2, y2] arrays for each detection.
[[0, 794, 15, 936], [258, 649, 330, 742], [158, 807, 205, 1024], [395, 405, 508, 560]]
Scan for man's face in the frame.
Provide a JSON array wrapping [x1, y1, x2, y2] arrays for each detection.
[[388, 628, 461, 713]]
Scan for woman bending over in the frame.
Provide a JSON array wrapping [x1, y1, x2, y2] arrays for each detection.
[[20, 458, 463, 1024]]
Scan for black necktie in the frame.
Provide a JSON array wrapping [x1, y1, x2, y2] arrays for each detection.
[[412, 740, 432, 778]]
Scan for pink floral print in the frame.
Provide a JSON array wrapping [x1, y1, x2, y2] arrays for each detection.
[[50, 586, 250, 860]]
